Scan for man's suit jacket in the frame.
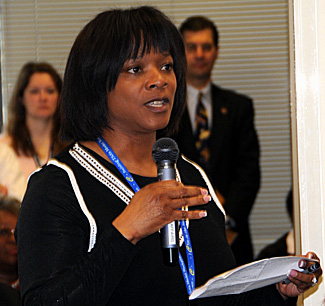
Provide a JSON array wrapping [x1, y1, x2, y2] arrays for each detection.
[[170, 84, 260, 266]]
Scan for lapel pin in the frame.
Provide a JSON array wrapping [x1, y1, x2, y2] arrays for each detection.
[[220, 107, 228, 115]]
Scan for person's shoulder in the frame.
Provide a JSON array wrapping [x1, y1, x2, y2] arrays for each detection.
[[0, 139, 13, 155], [22, 150, 79, 215], [27, 144, 74, 188], [0, 139, 19, 163], [211, 83, 253, 105], [0, 133, 12, 146], [28, 161, 69, 190]]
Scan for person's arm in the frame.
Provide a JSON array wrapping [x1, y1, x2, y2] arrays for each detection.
[[17, 166, 140, 306], [0, 144, 26, 201]]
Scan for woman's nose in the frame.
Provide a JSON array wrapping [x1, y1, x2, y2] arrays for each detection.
[[147, 69, 168, 89], [40, 90, 48, 101]]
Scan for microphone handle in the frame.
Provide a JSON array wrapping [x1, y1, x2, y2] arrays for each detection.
[[158, 161, 179, 266], [161, 224, 179, 266]]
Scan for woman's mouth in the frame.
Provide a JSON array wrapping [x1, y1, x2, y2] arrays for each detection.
[[146, 98, 168, 107]]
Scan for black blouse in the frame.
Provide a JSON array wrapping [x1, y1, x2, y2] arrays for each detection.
[[16, 143, 285, 305]]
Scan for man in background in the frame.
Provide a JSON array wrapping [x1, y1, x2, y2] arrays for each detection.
[[170, 16, 260, 266]]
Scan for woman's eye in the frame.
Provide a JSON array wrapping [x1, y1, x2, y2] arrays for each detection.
[[128, 66, 141, 74], [29, 89, 39, 94], [162, 63, 174, 71], [46, 88, 56, 94]]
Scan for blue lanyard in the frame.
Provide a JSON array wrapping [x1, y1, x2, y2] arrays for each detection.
[[179, 219, 195, 294], [97, 136, 140, 192], [96, 136, 195, 295]]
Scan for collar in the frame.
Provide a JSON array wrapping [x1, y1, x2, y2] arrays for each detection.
[[187, 83, 211, 99], [187, 83, 213, 130]]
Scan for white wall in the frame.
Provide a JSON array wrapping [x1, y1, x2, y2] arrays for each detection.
[[289, 0, 325, 304]]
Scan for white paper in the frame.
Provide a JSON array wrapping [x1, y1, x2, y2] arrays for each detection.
[[190, 256, 318, 300]]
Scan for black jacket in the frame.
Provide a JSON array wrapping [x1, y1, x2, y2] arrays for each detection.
[[170, 84, 260, 266]]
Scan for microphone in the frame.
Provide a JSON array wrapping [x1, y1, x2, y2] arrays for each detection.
[[152, 137, 180, 266]]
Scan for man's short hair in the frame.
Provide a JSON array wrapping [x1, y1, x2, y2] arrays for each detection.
[[179, 16, 219, 47]]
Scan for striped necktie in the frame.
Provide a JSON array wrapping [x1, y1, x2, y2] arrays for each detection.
[[194, 92, 210, 170]]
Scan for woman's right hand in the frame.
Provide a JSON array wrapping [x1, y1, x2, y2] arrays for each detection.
[[112, 180, 210, 244]]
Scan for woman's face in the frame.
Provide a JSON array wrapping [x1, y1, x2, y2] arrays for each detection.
[[107, 50, 177, 135], [22, 72, 59, 121], [0, 211, 18, 271]]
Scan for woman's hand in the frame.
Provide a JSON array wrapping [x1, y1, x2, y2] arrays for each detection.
[[276, 252, 322, 299], [112, 180, 210, 244]]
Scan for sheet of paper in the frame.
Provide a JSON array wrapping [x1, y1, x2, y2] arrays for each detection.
[[190, 256, 318, 300]]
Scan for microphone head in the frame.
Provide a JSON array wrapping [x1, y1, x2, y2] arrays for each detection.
[[152, 138, 179, 163]]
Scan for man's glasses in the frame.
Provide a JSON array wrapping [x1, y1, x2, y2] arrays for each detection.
[[0, 228, 15, 237]]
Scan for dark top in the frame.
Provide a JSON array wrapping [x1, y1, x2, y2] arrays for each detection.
[[167, 84, 260, 266], [16, 143, 284, 305], [0, 283, 21, 306]]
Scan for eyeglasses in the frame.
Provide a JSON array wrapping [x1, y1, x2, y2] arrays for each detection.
[[0, 228, 15, 237]]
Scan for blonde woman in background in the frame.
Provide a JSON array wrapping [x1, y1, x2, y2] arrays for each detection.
[[0, 62, 66, 181]]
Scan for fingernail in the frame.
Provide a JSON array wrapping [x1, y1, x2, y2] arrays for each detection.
[[199, 211, 207, 218], [308, 253, 314, 259], [203, 195, 211, 202], [201, 189, 208, 196], [290, 270, 298, 277]]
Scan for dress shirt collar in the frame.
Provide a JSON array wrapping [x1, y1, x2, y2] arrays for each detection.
[[187, 83, 213, 131]]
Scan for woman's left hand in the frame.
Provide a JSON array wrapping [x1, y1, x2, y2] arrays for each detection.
[[276, 252, 322, 299]]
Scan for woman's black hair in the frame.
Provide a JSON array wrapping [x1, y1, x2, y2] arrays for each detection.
[[61, 6, 186, 141]]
